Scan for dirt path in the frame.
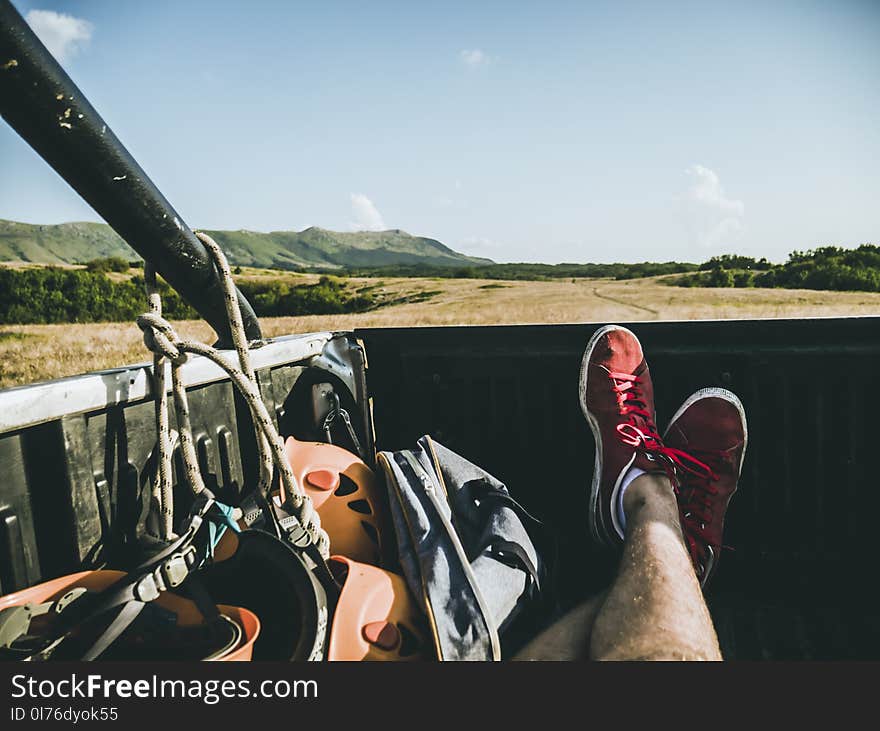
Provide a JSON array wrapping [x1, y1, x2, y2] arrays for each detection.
[[591, 286, 660, 316]]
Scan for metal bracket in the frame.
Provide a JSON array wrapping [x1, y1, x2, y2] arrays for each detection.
[[311, 383, 336, 430], [320, 390, 366, 460]]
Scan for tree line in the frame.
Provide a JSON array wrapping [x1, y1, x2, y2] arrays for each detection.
[[0, 265, 374, 325], [674, 245, 880, 291], [338, 261, 700, 280]]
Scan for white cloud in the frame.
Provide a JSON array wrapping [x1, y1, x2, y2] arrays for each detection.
[[25, 10, 93, 63], [460, 49, 491, 67], [681, 165, 745, 249], [349, 193, 386, 232], [686, 165, 744, 216]]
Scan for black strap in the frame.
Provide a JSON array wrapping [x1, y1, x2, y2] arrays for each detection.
[[57, 533, 200, 636], [80, 601, 146, 661], [486, 539, 542, 594], [473, 483, 544, 528], [82, 563, 219, 662], [32, 496, 219, 660], [470, 482, 546, 596]]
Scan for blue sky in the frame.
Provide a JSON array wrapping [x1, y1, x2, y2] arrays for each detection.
[[1, 0, 878, 263]]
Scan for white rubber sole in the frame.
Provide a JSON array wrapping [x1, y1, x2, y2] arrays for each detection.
[[578, 324, 640, 547]]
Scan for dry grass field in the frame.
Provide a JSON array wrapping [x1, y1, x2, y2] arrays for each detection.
[[3, 274, 880, 388]]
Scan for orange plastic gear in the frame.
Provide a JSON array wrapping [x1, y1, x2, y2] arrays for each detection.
[[282, 436, 386, 566], [0, 570, 259, 661], [327, 557, 432, 661]]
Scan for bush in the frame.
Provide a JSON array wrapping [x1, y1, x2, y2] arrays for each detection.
[[675, 243, 880, 293], [85, 256, 131, 273], [753, 269, 776, 288], [705, 267, 734, 288], [699, 255, 772, 271], [758, 244, 880, 292], [236, 276, 374, 317], [0, 268, 195, 324], [0, 267, 376, 325]]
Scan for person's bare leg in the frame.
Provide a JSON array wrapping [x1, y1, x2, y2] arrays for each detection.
[[589, 472, 721, 660], [516, 472, 719, 661], [574, 326, 746, 661], [514, 592, 607, 660]]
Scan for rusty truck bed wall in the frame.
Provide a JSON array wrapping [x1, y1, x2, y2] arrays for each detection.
[[356, 317, 880, 660]]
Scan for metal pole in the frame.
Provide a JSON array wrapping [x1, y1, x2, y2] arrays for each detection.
[[0, 0, 262, 343]]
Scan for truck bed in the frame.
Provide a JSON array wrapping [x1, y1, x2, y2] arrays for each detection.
[[357, 317, 880, 659], [0, 317, 875, 659]]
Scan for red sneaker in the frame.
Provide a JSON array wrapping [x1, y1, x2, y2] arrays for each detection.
[[663, 388, 748, 587], [579, 325, 672, 548]]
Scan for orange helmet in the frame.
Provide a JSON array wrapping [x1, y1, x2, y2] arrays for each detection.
[[326, 556, 433, 661], [0, 570, 258, 661], [282, 436, 386, 566]]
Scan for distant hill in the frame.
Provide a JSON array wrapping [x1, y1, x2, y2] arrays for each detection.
[[0, 219, 492, 269]]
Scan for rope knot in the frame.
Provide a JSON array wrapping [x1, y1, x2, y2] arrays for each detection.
[[137, 312, 188, 365], [140, 237, 330, 561]]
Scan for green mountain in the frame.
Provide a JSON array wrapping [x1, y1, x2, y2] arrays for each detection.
[[0, 219, 492, 269]]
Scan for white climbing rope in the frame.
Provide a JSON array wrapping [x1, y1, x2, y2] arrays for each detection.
[[194, 231, 274, 514], [138, 234, 329, 556], [144, 268, 174, 541]]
